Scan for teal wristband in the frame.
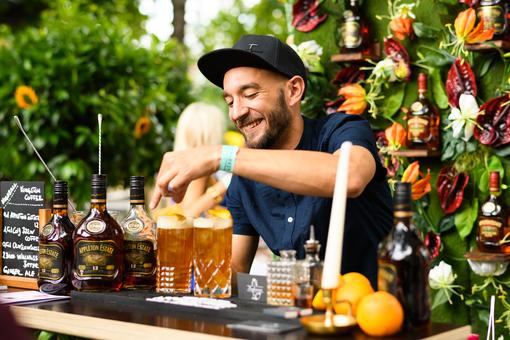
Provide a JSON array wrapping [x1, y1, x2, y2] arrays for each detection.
[[219, 145, 239, 173]]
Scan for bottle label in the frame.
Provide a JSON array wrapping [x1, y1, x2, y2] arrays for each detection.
[[39, 243, 64, 281], [481, 201, 501, 215], [378, 260, 398, 295], [75, 240, 118, 278], [341, 16, 362, 49], [41, 223, 54, 237], [408, 116, 430, 140], [125, 219, 144, 234], [124, 240, 156, 275], [477, 5, 505, 34], [86, 219, 106, 234], [479, 219, 502, 238]]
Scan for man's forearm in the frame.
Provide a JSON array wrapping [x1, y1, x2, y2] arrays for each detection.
[[232, 146, 374, 197]]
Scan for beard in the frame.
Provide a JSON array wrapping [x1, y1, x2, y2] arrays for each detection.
[[242, 90, 291, 149]]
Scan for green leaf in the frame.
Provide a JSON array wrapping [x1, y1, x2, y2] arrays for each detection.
[[412, 22, 441, 39], [416, 46, 454, 67], [431, 289, 451, 310], [438, 215, 455, 233], [381, 83, 406, 118], [454, 199, 478, 239], [475, 55, 496, 78], [37, 331, 55, 340], [494, 144, 510, 157], [437, 0, 458, 4], [430, 69, 449, 109]]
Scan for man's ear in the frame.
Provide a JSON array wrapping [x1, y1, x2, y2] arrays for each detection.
[[286, 76, 305, 106]]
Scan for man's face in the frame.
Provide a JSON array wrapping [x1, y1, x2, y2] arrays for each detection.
[[223, 67, 292, 149]]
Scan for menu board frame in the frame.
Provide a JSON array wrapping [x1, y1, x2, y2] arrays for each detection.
[[0, 180, 45, 289]]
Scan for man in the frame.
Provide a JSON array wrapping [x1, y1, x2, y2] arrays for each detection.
[[150, 34, 392, 287]]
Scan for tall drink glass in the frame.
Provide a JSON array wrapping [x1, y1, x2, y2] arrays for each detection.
[[193, 217, 232, 298], [156, 214, 193, 293]]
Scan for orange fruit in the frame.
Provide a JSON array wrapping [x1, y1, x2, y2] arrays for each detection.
[[356, 291, 404, 337], [341, 272, 372, 287], [312, 289, 326, 310], [334, 280, 374, 316]]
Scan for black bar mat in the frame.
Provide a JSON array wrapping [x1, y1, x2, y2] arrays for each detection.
[[71, 290, 302, 326]]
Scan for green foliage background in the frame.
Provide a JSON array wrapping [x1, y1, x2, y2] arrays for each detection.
[[0, 0, 192, 206]]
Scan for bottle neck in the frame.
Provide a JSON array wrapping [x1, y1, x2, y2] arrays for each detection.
[[91, 198, 107, 212], [52, 205, 68, 217], [130, 199, 145, 207], [393, 210, 413, 227], [418, 89, 427, 100]]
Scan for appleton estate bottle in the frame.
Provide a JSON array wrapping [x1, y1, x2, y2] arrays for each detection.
[[339, 0, 369, 53], [477, 0, 510, 40], [38, 181, 75, 294], [378, 182, 431, 329], [121, 176, 156, 289], [72, 174, 124, 291], [477, 171, 506, 252], [407, 73, 440, 150]]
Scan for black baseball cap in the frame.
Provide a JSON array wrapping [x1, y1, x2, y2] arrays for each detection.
[[197, 34, 307, 96]]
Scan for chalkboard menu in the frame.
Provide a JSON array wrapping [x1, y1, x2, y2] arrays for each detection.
[[1, 181, 44, 278]]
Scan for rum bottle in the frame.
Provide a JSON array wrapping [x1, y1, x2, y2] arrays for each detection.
[[72, 174, 124, 291], [407, 73, 438, 150], [477, 171, 506, 252], [121, 176, 156, 289], [378, 182, 431, 329], [477, 0, 510, 40], [339, 0, 369, 52], [38, 181, 75, 294]]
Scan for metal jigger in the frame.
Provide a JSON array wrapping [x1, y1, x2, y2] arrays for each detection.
[[299, 288, 357, 335]]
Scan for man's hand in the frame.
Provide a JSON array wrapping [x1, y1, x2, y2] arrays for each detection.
[[150, 145, 222, 209]]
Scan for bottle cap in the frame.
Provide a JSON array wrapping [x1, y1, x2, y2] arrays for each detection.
[[130, 176, 145, 201], [91, 174, 107, 199], [53, 180, 68, 205], [489, 171, 500, 192], [394, 182, 412, 211], [418, 73, 427, 92], [304, 225, 321, 254]]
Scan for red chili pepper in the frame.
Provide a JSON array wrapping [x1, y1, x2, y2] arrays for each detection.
[[292, 0, 328, 33], [332, 65, 366, 87], [384, 37, 410, 63], [437, 166, 469, 214], [458, 0, 479, 6], [445, 58, 477, 108], [474, 94, 510, 147], [425, 232, 441, 260]]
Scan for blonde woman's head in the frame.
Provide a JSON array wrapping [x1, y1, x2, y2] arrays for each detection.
[[174, 102, 226, 151]]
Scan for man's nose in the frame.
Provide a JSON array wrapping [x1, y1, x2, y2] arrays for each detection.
[[230, 99, 249, 122]]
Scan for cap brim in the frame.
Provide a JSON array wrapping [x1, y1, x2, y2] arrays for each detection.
[[197, 48, 284, 89]]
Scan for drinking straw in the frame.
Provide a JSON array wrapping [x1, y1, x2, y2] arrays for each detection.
[[14, 116, 76, 212], [98, 113, 102, 175], [487, 295, 495, 340]]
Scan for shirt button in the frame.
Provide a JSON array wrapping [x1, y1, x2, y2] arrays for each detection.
[[287, 217, 294, 223]]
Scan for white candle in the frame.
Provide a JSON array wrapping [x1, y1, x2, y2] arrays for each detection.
[[321, 141, 352, 289]]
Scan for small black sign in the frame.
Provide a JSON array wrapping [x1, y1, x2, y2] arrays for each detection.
[[237, 273, 267, 303], [1, 181, 44, 278]]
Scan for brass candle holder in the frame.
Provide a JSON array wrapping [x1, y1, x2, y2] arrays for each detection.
[[299, 288, 357, 335]]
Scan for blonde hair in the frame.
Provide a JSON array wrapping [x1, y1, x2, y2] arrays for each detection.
[[174, 102, 226, 151]]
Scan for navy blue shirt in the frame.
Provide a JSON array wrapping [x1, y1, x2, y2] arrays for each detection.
[[227, 113, 393, 287]]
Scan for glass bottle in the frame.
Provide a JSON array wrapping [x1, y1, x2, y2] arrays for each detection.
[[378, 182, 431, 329], [477, 171, 506, 252], [476, 0, 510, 40], [407, 73, 436, 149], [339, 0, 369, 53], [303, 225, 323, 294], [122, 176, 157, 289], [267, 250, 296, 306], [72, 174, 124, 291], [38, 181, 75, 294]]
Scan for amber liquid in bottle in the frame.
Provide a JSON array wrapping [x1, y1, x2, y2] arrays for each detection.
[[340, 0, 369, 53], [122, 176, 156, 289], [477, 171, 506, 252], [38, 181, 75, 294], [477, 0, 510, 40], [72, 174, 124, 291], [407, 73, 437, 150], [378, 182, 431, 329]]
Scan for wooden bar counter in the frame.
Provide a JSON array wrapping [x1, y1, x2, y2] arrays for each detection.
[[9, 290, 470, 340]]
